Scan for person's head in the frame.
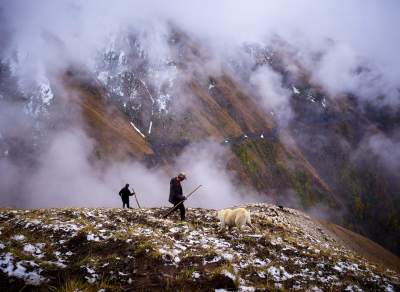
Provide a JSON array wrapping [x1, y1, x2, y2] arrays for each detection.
[[125, 183, 129, 188], [177, 172, 186, 181]]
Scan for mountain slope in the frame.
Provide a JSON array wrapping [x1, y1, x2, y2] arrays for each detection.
[[57, 62, 337, 211], [61, 71, 154, 161], [1, 29, 399, 256], [319, 220, 400, 273], [0, 205, 398, 291]]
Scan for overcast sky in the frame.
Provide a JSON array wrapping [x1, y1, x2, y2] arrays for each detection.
[[1, 0, 399, 96]]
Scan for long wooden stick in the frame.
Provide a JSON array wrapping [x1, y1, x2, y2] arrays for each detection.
[[163, 185, 202, 218], [131, 189, 141, 209], [134, 194, 141, 209]]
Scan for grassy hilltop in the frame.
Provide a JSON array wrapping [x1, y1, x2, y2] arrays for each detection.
[[0, 204, 399, 291]]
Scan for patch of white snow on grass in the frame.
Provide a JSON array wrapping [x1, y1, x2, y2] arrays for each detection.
[[222, 270, 236, 281], [169, 227, 181, 233], [333, 261, 359, 273], [13, 235, 25, 241], [135, 227, 152, 236], [239, 286, 256, 292], [222, 253, 234, 261], [270, 237, 282, 246], [267, 266, 293, 281], [0, 253, 46, 285], [23, 244, 44, 258], [83, 265, 99, 284], [174, 256, 181, 263], [384, 283, 395, 292], [345, 284, 363, 292], [253, 258, 270, 266], [87, 234, 100, 241], [203, 256, 221, 265]]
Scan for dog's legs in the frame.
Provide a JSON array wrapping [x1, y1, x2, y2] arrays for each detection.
[[247, 222, 255, 231], [235, 216, 246, 231]]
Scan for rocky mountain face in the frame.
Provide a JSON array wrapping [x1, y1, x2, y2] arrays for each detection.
[[0, 204, 398, 291], [0, 29, 399, 256]]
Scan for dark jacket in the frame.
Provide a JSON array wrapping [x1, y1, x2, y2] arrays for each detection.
[[119, 186, 132, 200], [169, 177, 184, 204]]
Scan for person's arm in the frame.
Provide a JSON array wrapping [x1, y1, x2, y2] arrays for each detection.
[[176, 191, 185, 201], [176, 182, 186, 201], [179, 183, 186, 200]]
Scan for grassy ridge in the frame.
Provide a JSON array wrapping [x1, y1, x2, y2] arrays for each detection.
[[0, 205, 398, 291]]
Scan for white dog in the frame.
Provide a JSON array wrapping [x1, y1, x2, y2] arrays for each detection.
[[216, 208, 255, 231]]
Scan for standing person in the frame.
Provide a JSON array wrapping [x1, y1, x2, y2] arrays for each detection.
[[169, 172, 187, 220], [119, 183, 134, 209]]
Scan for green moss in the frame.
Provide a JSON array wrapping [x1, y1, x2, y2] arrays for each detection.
[[340, 165, 363, 196], [290, 170, 313, 208], [233, 139, 287, 181], [134, 239, 162, 261], [257, 140, 294, 184], [337, 121, 352, 139], [353, 195, 365, 219], [233, 143, 258, 175], [232, 138, 335, 209]]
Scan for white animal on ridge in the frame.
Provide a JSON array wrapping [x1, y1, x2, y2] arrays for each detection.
[[216, 208, 255, 231]]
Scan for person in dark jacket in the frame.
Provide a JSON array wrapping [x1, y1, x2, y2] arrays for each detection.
[[169, 172, 187, 220], [119, 183, 134, 209]]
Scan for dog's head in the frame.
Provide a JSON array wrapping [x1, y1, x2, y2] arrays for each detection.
[[215, 210, 226, 220], [216, 210, 224, 221]]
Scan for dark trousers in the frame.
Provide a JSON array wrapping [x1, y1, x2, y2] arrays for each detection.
[[122, 197, 130, 208], [173, 202, 185, 220]]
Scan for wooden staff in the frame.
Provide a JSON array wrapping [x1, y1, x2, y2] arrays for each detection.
[[131, 189, 141, 209]]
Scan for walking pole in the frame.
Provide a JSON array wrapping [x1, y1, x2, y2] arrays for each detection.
[[163, 185, 202, 219], [131, 189, 142, 209]]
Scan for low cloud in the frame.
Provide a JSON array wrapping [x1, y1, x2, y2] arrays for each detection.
[[1, 0, 399, 103], [174, 141, 263, 209], [1, 128, 263, 209], [356, 132, 400, 175], [250, 65, 293, 128]]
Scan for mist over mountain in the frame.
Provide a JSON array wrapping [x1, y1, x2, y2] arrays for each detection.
[[0, 0, 399, 256]]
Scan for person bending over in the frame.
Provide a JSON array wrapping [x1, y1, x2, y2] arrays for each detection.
[[168, 173, 187, 220]]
